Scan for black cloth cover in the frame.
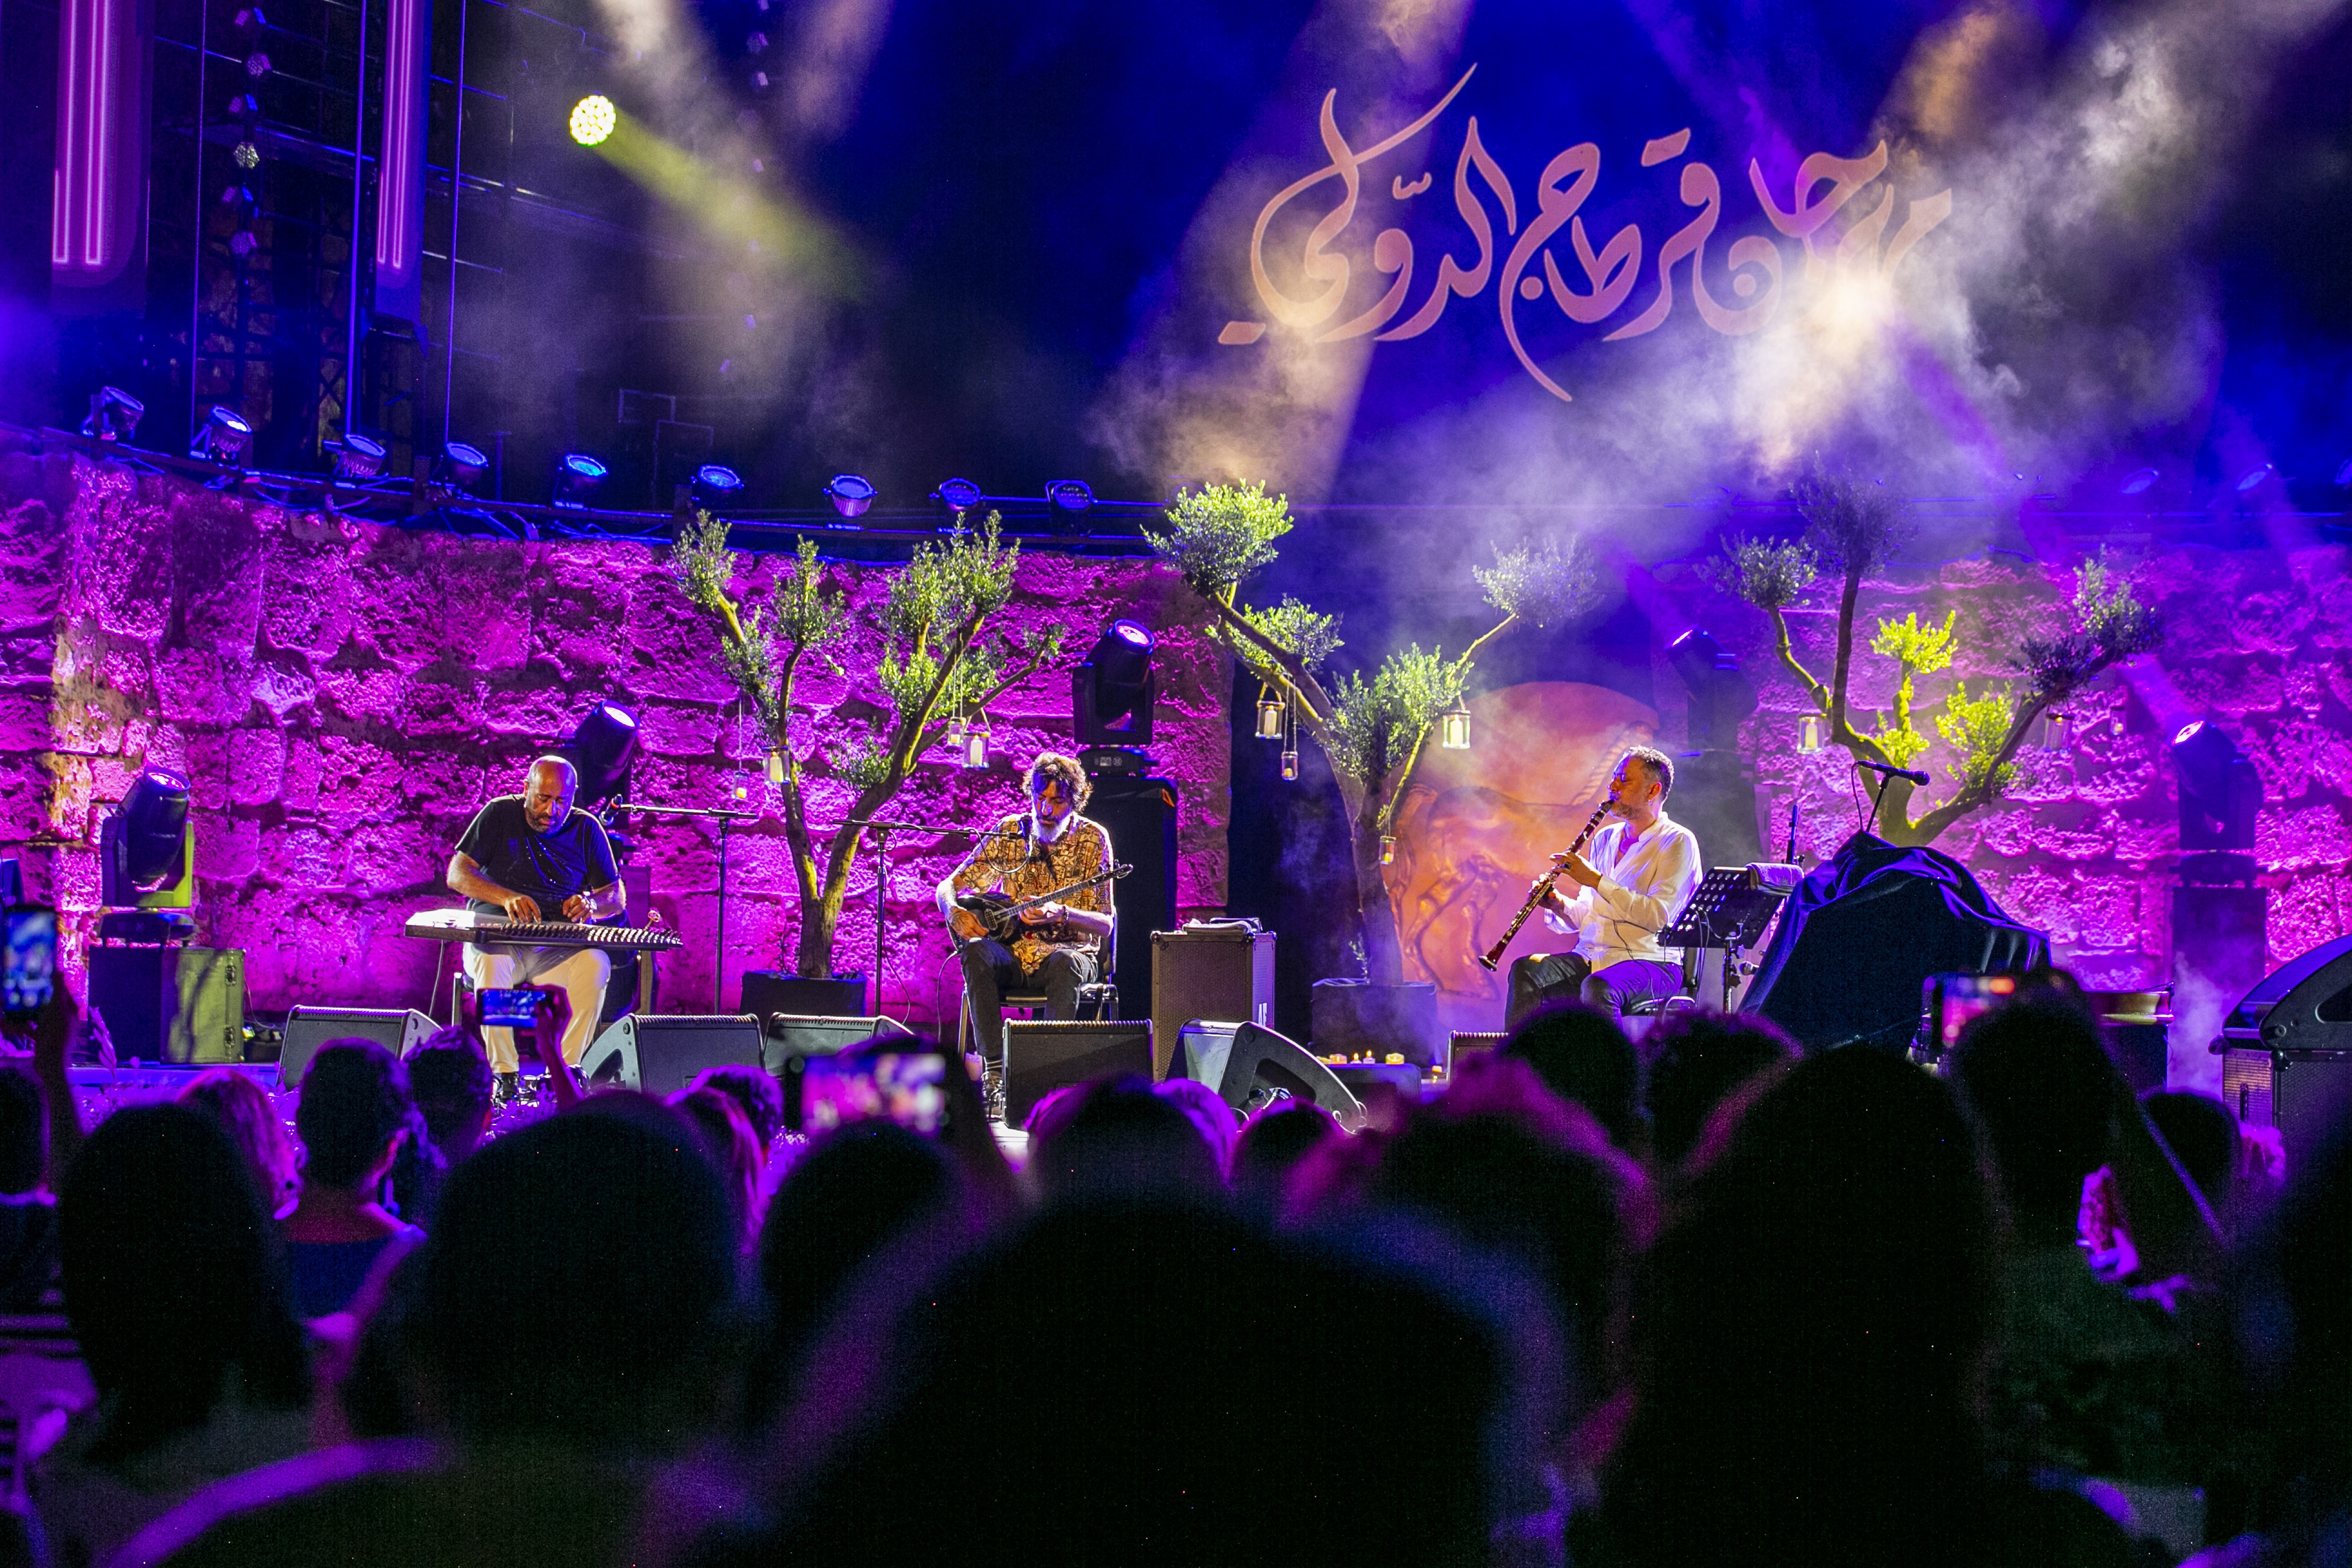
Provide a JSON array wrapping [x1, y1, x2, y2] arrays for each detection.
[[1740, 832, 2050, 1050]]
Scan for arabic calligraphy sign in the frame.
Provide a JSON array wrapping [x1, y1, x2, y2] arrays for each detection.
[[1220, 66, 1954, 403]]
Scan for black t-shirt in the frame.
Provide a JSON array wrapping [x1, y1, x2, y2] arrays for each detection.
[[453, 796, 619, 916]]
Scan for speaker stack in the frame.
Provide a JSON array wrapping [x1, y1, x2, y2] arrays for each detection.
[[579, 1014, 765, 1096], [1149, 925, 1274, 1081]]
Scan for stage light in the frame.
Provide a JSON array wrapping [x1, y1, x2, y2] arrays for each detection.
[[570, 94, 616, 147], [691, 463, 745, 509], [100, 768, 194, 909], [2171, 717, 2259, 852], [565, 701, 639, 805], [932, 476, 982, 514], [1668, 627, 1757, 749], [2234, 461, 2275, 494], [1045, 479, 1094, 513], [825, 473, 876, 519], [82, 386, 144, 443], [443, 440, 490, 490], [2119, 467, 2160, 495], [554, 451, 608, 507], [1438, 696, 1471, 750], [1255, 688, 1286, 740], [1074, 619, 1156, 746], [1797, 713, 1825, 753], [330, 431, 387, 480], [189, 405, 254, 466]]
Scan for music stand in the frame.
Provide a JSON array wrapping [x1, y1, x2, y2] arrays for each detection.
[[1661, 863, 1802, 1011]]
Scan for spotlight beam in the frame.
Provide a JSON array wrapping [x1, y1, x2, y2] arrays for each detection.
[[572, 103, 864, 299]]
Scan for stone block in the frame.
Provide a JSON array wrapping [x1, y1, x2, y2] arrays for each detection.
[[637, 699, 726, 759], [623, 587, 741, 704], [154, 647, 253, 726], [173, 488, 266, 656], [79, 472, 173, 642], [259, 528, 353, 657], [314, 734, 405, 830], [262, 825, 350, 888], [396, 675, 484, 738], [316, 659, 407, 728], [195, 815, 261, 882], [224, 727, 286, 806]]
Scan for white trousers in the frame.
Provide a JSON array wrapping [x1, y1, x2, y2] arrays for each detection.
[[462, 943, 611, 1074]]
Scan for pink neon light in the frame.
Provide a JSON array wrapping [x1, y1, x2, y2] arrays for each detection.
[[375, 0, 421, 279], [53, 0, 128, 275]]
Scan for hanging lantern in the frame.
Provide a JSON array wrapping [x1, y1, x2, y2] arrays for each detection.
[[1255, 686, 1286, 740], [961, 712, 991, 770], [1438, 697, 1471, 751], [1379, 835, 1397, 866], [2036, 711, 2073, 754], [764, 750, 784, 784], [1797, 713, 1825, 753], [1280, 750, 1299, 781]]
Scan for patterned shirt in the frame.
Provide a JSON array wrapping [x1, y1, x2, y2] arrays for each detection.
[[947, 813, 1114, 975]]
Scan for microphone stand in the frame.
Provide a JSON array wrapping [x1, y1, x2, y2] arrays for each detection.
[[613, 799, 761, 1006], [841, 818, 980, 1019]]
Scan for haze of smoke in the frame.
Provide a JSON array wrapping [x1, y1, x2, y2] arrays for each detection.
[[1097, 0, 2343, 561], [1087, 0, 1475, 501]]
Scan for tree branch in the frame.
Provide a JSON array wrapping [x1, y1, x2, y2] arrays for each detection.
[[1197, 588, 1335, 721], [1764, 605, 1833, 712], [1827, 565, 1863, 733]]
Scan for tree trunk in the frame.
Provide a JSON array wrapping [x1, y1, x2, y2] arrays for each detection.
[[1353, 801, 1406, 985], [794, 827, 866, 978]]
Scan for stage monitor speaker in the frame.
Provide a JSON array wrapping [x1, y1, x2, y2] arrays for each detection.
[[580, 1014, 764, 1097], [1087, 775, 1179, 1026], [89, 947, 245, 1066], [1449, 1031, 1504, 1072], [764, 1013, 917, 1130], [2221, 1047, 2352, 1162], [1149, 925, 1274, 1080], [279, 1005, 437, 1088], [1002, 1019, 1154, 1129], [1176, 1019, 1364, 1132]]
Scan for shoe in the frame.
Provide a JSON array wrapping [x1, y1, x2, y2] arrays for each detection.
[[495, 1071, 521, 1105], [982, 1064, 1006, 1126]]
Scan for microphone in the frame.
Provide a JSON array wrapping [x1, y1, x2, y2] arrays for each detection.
[[1855, 759, 1929, 785]]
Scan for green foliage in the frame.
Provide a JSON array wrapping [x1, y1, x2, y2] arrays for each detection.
[[1323, 644, 1469, 788], [1706, 533, 1819, 611], [828, 735, 892, 792], [1862, 609, 1957, 767], [1150, 481, 1294, 593], [1234, 595, 1343, 676], [1473, 535, 1604, 628], [871, 512, 1042, 721], [1870, 610, 1958, 677], [1937, 681, 2020, 796], [2021, 550, 2163, 704], [1791, 461, 1912, 576]]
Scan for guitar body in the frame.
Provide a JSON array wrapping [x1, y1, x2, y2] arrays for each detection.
[[954, 891, 1024, 942]]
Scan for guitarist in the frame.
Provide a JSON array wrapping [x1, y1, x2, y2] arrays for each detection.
[[934, 752, 1117, 1116]]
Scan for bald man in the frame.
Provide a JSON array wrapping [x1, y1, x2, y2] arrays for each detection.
[[446, 756, 625, 1100]]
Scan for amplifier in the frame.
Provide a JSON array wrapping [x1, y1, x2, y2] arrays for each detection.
[[1449, 1031, 1506, 1071], [580, 1014, 764, 1097], [2220, 1047, 2352, 1161], [279, 1005, 438, 1088], [1149, 926, 1274, 1081], [1002, 1019, 1154, 1128], [88, 947, 245, 1066]]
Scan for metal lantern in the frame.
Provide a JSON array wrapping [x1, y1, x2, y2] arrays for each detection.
[[765, 750, 785, 785], [1438, 698, 1471, 751], [1797, 713, 1825, 753], [1255, 688, 1286, 740], [1379, 835, 1397, 866], [960, 714, 991, 770], [1280, 750, 1299, 781], [2036, 711, 2073, 754]]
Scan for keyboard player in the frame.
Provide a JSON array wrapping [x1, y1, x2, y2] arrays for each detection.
[[446, 756, 625, 1101]]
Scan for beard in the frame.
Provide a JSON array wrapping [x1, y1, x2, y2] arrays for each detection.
[[1032, 810, 1075, 846]]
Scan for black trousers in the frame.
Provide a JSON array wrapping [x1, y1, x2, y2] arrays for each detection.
[[1505, 952, 1685, 1029], [958, 939, 1100, 1061]]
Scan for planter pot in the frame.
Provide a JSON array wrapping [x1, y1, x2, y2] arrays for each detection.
[[738, 971, 868, 1019], [1309, 978, 1444, 1068]]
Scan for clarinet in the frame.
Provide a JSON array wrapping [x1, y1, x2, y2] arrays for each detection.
[[1479, 801, 1614, 971]]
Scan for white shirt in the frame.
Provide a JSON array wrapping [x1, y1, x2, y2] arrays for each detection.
[[1540, 809, 1703, 969]]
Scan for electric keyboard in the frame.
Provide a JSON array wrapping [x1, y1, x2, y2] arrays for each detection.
[[402, 908, 683, 952]]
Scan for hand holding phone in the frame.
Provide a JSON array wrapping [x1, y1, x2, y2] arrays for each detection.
[[3, 907, 57, 1023], [799, 1047, 953, 1136]]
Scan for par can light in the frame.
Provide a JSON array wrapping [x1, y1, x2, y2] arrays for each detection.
[[569, 95, 617, 147]]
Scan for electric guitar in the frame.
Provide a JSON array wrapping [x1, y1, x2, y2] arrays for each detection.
[[951, 863, 1132, 944]]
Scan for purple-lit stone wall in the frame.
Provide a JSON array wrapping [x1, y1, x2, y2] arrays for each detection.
[[1655, 541, 2352, 1083], [0, 452, 1231, 1029]]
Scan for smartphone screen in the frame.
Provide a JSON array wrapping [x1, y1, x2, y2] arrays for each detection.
[[798, 1050, 949, 1136], [3, 907, 57, 1020], [477, 987, 549, 1028], [1928, 970, 2080, 1052]]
